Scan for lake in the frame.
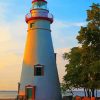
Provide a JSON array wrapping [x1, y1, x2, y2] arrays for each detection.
[[0, 91, 100, 99]]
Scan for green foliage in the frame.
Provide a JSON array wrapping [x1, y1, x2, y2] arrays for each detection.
[[63, 47, 82, 88], [63, 3, 100, 97]]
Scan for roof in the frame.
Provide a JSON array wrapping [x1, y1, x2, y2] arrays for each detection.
[[32, 0, 47, 3]]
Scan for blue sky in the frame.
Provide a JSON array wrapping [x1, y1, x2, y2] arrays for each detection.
[[0, 0, 99, 90], [1, 0, 100, 48]]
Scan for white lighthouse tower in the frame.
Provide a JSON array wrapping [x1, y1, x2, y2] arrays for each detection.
[[19, 0, 62, 100]]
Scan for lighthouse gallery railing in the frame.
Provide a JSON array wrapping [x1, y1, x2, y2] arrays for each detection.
[[25, 12, 53, 23]]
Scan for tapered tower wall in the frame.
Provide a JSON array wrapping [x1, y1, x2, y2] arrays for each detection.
[[19, 1, 62, 100]]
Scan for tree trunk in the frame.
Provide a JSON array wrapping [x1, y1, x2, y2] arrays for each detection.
[[96, 90, 97, 97], [84, 88, 86, 96], [89, 89, 91, 97], [91, 89, 95, 97], [86, 89, 91, 97], [69, 88, 74, 96]]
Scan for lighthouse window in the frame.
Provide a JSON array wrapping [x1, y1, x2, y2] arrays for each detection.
[[30, 23, 34, 28], [32, 2, 47, 9], [34, 65, 44, 76]]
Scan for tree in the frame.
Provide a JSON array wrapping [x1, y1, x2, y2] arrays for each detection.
[[63, 47, 89, 96], [77, 3, 100, 96], [63, 3, 100, 97], [63, 47, 82, 88]]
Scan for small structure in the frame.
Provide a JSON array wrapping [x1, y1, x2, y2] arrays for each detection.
[[63, 96, 73, 100], [62, 91, 73, 100]]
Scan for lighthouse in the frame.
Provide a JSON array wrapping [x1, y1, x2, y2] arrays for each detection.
[[19, 0, 62, 100]]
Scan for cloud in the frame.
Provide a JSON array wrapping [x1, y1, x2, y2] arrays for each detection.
[[55, 48, 70, 54], [0, 2, 26, 90], [0, 43, 23, 90], [0, 25, 25, 90], [52, 20, 86, 28], [51, 20, 86, 48], [55, 48, 70, 82], [0, 19, 26, 54], [0, 3, 7, 19]]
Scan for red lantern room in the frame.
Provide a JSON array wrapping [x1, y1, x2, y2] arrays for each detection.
[[25, 0, 53, 23]]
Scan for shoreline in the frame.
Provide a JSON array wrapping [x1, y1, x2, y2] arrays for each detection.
[[0, 98, 16, 100]]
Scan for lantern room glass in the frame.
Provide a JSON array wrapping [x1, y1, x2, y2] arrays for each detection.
[[32, 1, 47, 9]]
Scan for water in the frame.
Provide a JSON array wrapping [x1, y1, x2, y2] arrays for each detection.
[[0, 91, 17, 99], [0, 91, 100, 99], [63, 91, 100, 97], [72, 91, 100, 97]]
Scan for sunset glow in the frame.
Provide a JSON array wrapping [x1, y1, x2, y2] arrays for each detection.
[[0, 0, 99, 90]]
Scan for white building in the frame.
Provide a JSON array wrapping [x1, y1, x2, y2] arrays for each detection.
[[19, 0, 62, 100]]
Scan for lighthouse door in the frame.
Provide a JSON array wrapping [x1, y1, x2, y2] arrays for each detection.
[[26, 85, 35, 100], [26, 88, 32, 100]]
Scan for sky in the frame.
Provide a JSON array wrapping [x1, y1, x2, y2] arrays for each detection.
[[0, 0, 99, 90]]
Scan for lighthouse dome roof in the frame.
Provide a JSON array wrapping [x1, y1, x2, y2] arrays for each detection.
[[32, 0, 47, 3]]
